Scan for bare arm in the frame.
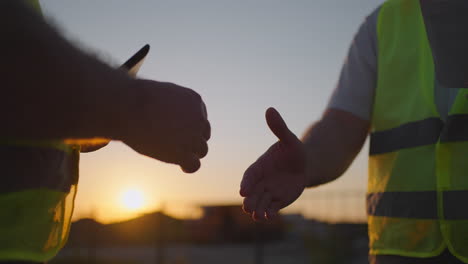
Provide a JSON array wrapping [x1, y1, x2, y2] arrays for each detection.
[[0, 1, 210, 172], [302, 108, 370, 187]]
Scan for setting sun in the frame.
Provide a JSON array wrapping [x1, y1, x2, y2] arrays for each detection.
[[120, 189, 145, 210]]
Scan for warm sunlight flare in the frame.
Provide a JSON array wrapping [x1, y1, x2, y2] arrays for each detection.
[[120, 189, 145, 211]]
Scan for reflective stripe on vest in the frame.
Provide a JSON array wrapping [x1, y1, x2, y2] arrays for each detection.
[[370, 114, 468, 155], [367, 191, 468, 220], [370, 118, 443, 155], [370, 0, 468, 261]]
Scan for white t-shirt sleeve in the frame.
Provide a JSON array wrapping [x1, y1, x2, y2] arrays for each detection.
[[327, 7, 380, 121]]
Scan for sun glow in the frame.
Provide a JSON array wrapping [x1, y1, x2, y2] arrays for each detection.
[[120, 189, 145, 211]]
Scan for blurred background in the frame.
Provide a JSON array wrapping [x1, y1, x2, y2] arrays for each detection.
[[40, 0, 384, 263]]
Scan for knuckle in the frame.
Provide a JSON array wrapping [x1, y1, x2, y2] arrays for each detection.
[[182, 87, 201, 100], [204, 122, 211, 140], [190, 89, 202, 100], [199, 143, 208, 158]]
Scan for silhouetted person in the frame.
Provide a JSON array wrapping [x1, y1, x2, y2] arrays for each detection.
[[0, 1, 210, 263]]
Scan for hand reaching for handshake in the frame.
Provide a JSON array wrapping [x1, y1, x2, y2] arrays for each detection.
[[240, 108, 307, 221], [118, 79, 210, 173]]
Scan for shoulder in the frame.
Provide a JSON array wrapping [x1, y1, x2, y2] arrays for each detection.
[[325, 4, 383, 121]]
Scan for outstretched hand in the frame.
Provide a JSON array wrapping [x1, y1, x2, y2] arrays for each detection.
[[240, 107, 307, 221]]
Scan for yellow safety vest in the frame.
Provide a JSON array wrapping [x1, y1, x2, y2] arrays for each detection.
[[368, 0, 468, 262], [0, 1, 79, 262]]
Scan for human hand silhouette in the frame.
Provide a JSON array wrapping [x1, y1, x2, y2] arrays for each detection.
[[240, 107, 306, 221], [121, 79, 210, 173]]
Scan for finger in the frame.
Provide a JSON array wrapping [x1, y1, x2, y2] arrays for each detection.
[[193, 139, 209, 159], [254, 192, 272, 222], [242, 195, 260, 214], [240, 163, 263, 197], [265, 107, 297, 145], [203, 120, 211, 141], [179, 153, 201, 173], [266, 201, 282, 220]]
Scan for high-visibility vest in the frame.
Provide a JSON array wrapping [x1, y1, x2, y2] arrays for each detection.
[[0, 1, 80, 262], [368, 0, 468, 262]]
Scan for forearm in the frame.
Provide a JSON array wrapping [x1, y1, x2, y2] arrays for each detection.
[[301, 108, 369, 187], [0, 1, 133, 140]]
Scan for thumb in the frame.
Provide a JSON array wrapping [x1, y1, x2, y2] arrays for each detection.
[[265, 107, 297, 144]]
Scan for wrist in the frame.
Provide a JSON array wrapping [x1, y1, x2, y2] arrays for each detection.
[[74, 60, 136, 141], [103, 75, 138, 141]]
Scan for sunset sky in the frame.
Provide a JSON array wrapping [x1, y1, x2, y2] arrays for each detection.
[[40, 0, 385, 223]]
